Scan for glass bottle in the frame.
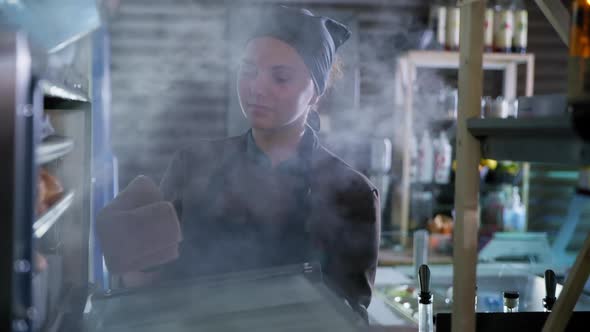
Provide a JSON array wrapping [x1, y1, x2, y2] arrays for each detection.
[[418, 265, 434, 332], [512, 0, 528, 53], [484, 0, 495, 52], [445, 0, 460, 51], [494, 0, 514, 53], [503, 291, 519, 312], [429, 0, 447, 49], [568, 0, 590, 107]]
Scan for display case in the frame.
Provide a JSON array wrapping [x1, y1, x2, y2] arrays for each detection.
[[83, 263, 364, 332], [1, 30, 93, 332]]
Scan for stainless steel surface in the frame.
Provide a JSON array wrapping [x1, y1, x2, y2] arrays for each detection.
[[40, 80, 89, 102], [36, 135, 75, 164], [33, 191, 75, 239], [0, 0, 101, 52], [84, 264, 362, 332], [375, 265, 590, 326], [0, 29, 34, 332], [0, 30, 18, 331]]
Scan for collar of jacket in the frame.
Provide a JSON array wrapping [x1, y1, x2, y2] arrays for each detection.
[[243, 126, 319, 174]]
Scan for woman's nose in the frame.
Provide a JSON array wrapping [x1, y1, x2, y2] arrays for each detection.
[[249, 73, 270, 97]]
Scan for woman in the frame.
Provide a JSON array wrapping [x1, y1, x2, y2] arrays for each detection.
[[102, 6, 380, 319]]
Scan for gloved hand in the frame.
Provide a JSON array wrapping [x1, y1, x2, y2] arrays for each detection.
[[96, 175, 182, 274]]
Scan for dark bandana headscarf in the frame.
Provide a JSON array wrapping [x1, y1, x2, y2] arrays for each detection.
[[246, 6, 352, 96]]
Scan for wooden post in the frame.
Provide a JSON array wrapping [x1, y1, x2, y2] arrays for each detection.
[[522, 55, 535, 229], [398, 58, 414, 248], [534, 0, 570, 47], [392, 58, 408, 246], [525, 55, 535, 97], [542, 232, 590, 332], [452, 1, 484, 332]]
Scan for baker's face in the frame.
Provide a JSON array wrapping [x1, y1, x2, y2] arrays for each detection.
[[237, 37, 318, 131]]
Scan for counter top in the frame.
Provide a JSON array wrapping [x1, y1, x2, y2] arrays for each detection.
[[378, 248, 453, 266]]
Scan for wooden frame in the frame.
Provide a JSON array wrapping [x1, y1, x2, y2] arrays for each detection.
[[453, 1, 590, 331], [392, 51, 535, 247]]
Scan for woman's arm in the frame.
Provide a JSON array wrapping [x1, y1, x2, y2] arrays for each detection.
[[115, 151, 188, 289], [323, 184, 381, 321]]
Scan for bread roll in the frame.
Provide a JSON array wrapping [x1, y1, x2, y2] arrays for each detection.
[[36, 174, 48, 215], [40, 168, 63, 206]]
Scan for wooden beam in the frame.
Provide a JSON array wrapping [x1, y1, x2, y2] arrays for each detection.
[[542, 231, 590, 332], [452, 1, 484, 332], [534, 0, 570, 47], [522, 55, 535, 230], [396, 57, 413, 248]]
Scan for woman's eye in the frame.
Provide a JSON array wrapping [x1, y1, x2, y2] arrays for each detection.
[[273, 74, 291, 84]]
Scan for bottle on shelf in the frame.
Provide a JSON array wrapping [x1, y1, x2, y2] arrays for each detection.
[[418, 131, 434, 184], [543, 269, 557, 312], [569, 1, 590, 109], [410, 133, 419, 184], [445, 0, 461, 51], [512, 0, 528, 53], [429, 0, 447, 49], [494, 0, 514, 53], [502, 187, 526, 232], [503, 291, 519, 312], [434, 131, 452, 185], [418, 265, 434, 332], [484, 0, 495, 52]]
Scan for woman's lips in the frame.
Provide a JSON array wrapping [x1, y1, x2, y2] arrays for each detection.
[[247, 104, 273, 115]]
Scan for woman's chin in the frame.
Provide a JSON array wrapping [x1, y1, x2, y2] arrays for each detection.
[[249, 119, 277, 131]]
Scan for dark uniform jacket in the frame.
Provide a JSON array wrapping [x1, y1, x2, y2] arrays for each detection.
[[159, 129, 380, 316]]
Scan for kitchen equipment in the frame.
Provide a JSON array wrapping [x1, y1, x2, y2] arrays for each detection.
[[543, 269, 557, 312], [418, 265, 434, 332], [503, 291, 520, 312]]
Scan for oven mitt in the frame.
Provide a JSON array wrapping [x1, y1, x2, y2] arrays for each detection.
[[96, 175, 182, 274], [101, 175, 164, 211]]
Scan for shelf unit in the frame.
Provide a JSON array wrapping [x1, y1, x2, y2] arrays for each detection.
[[393, 50, 535, 246], [37, 81, 92, 332], [1, 29, 93, 332]]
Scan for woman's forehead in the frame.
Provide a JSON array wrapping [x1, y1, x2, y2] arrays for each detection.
[[242, 37, 307, 69]]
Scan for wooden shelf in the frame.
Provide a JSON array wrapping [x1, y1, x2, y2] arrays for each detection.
[[468, 115, 590, 165], [378, 249, 453, 266], [401, 50, 534, 70]]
